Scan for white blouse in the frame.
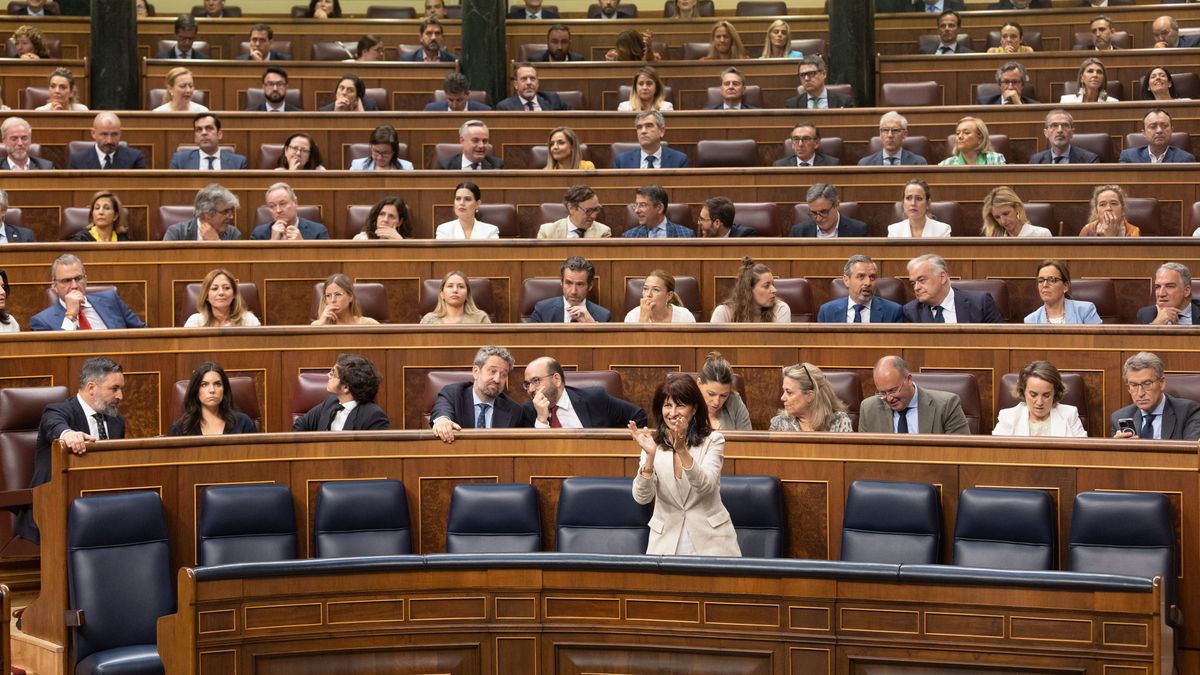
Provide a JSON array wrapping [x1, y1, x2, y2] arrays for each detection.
[[152, 101, 209, 112], [183, 312, 261, 328], [887, 218, 952, 238], [435, 220, 500, 240], [624, 304, 695, 323], [617, 100, 675, 112]]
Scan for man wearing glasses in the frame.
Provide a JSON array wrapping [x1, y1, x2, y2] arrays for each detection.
[[903, 254, 1003, 323], [978, 62, 1039, 105], [29, 254, 146, 330], [246, 67, 302, 112], [250, 183, 329, 240], [537, 185, 611, 239], [859, 355, 969, 434], [163, 183, 243, 241], [1111, 351, 1200, 440], [790, 184, 869, 237], [774, 123, 838, 168], [522, 357, 647, 428], [859, 112, 927, 166], [784, 55, 855, 109], [1029, 110, 1099, 164]]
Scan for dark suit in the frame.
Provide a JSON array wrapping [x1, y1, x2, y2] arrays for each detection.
[[318, 97, 380, 112], [293, 395, 390, 431], [1029, 145, 1100, 164], [168, 148, 249, 170], [1076, 0, 1131, 5], [919, 42, 975, 55], [773, 152, 839, 167], [592, 9, 633, 17], [1136, 299, 1200, 325], [12, 4, 60, 14], [783, 90, 855, 109], [247, 101, 304, 112], [153, 47, 209, 59], [29, 290, 146, 331], [431, 382, 530, 429], [1, 222, 36, 242], [622, 221, 693, 238], [859, 386, 970, 434], [726, 224, 759, 237], [522, 385, 648, 429], [789, 214, 870, 237], [162, 218, 243, 241], [703, 102, 760, 110], [495, 91, 573, 111], [1178, 35, 1200, 48], [612, 146, 689, 169], [435, 153, 504, 170], [903, 289, 1003, 323], [1119, 145, 1196, 164], [909, 0, 965, 9], [249, 216, 329, 240], [17, 396, 125, 543], [0, 155, 53, 170], [235, 51, 291, 61], [1110, 394, 1200, 440], [423, 100, 493, 111], [978, 94, 1039, 105], [530, 50, 584, 62], [68, 145, 147, 170], [817, 296, 906, 323], [529, 297, 612, 322], [506, 6, 561, 18], [858, 149, 927, 166], [403, 49, 457, 62], [987, 0, 1050, 7]]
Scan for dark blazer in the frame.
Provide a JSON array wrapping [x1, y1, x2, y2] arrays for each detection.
[[594, 9, 633, 17], [293, 395, 390, 431], [726, 224, 759, 237], [435, 153, 504, 170], [250, 216, 329, 240], [318, 97, 380, 112], [919, 42, 974, 55], [1178, 35, 1200, 48], [612, 146, 689, 169], [0, 155, 53, 170], [68, 145, 147, 170], [978, 93, 1040, 105], [12, 4, 60, 13], [858, 149, 928, 166], [17, 396, 125, 543], [1136, 299, 1200, 324], [521, 385, 648, 429], [910, 0, 965, 9], [1076, 0, 1130, 5], [29, 289, 146, 331], [529, 296, 612, 322], [1, 222, 36, 242], [783, 89, 855, 109], [403, 49, 457, 62], [530, 49, 585, 62], [423, 100, 492, 111], [168, 148, 249, 170], [247, 101, 304, 112], [818, 296, 906, 323], [1119, 145, 1197, 164], [71, 228, 130, 243], [1029, 145, 1100, 164], [987, 0, 1049, 7], [495, 91, 573, 111], [1110, 394, 1200, 440], [169, 411, 256, 436], [153, 47, 209, 59], [789, 215, 870, 237], [773, 152, 839, 167], [621, 221, 693, 238], [903, 289, 1003, 323], [506, 6, 561, 18], [703, 102, 760, 110], [162, 218, 243, 241], [235, 51, 291, 61], [430, 382, 530, 429]]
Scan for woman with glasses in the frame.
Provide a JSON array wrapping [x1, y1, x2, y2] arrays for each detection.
[[349, 125, 413, 171], [993, 360, 1086, 437], [769, 363, 852, 432], [311, 273, 379, 326], [275, 132, 326, 170], [1024, 259, 1101, 324]]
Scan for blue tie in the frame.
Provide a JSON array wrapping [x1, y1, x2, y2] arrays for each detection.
[[206, 155, 215, 170], [645, 156, 656, 169], [476, 402, 490, 429], [1140, 413, 1155, 439], [896, 410, 909, 433], [853, 304, 864, 323], [886, 157, 898, 166], [470, 162, 480, 170], [932, 306, 945, 323]]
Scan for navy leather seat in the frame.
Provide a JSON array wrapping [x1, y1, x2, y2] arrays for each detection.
[[555, 477, 651, 554], [840, 480, 941, 564], [445, 483, 541, 553], [953, 488, 1056, 571], [720, 476, 786, 558], [198, 484, 297, 566], [68, 491, 173, 675], [314, 480, 412, 558]]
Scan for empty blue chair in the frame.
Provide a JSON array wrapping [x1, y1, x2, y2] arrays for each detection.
[[445, 483, 541, 553], [198, 484, 297, 566], [840, 480, 941, 564], [720, 476, 786, 558], [314, 480, 412, 557], [555, 477, 651, 554], [953, 487, 1056, 570]]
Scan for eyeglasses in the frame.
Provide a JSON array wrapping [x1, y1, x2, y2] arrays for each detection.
[[876, 384, 904, 399], [879, 127, 905, 135], [285, 145, 310, 154], [55, 274, 86, 285], [1036, 276, 1063, 286], [998, 79, 1024, 87], [790, 136, 816, 144], [583, 206, 604, 216], [797, 70, 820, 79], [324, 292, 347, 301], [263, 80, 287, 89], [1127, 378, 1161, 392], [522, 375, 546, 390]]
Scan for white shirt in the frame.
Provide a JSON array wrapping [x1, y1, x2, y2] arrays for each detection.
[[0, 317, 18, 332], [845, 298, 871, 322], [199, 151, 220, 170], [806, 88, 829, 108], [560, 297, 580, 323], [459, 155, 487, 170], [183, 312, 261, 328], [1015, 222, 1053, 237], [617, 100, 674, 112], [638, 147, 663, 169], [59, 297, 108, 331], [887, 218, 952, 238], [929, 287, 959, 323], [435, 219, 500, 240], [152, 101, 209, 113], [329, 399, 358, 431], [93, 145, 115, 168], [623, 304, 695, 323], [534, 389, 583, 428], [263, 100, 288, 112], [65, 393, 104, 439]]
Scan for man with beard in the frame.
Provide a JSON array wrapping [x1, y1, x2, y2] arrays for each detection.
[[532, 24, 584, 61], [1029, 109, 1099, 164], [522, 356, 647, 428], [405, 18, 457, 62], [247, 67, 302, 111], [818, 255, 905, 322], [431, 345, 530, 443]]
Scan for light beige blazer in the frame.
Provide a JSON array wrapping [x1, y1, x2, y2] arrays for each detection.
[[536, 217, 612, 239]]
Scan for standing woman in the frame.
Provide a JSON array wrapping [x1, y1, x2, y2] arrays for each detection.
[[939, 116, 1005, 166], [36, 67, 88, 111], [353, 196, 411, 240], [170, 362, 257, 436], [702, 21, 748, 60], [72, 191, 129, 242], [769, 363, 853, 432], [436, 182, 499, 239], [710, 257, 791, 323], [759, 20, 802, 59], [312, 273, 380, 326], [993, 360, 1086, 437], [630, 373, 742, 557], [153, 67, 208, 112], [420, 270, 491, 324], [1079, 184, 1139, 237], [544, 127, 595, 170], [624, 270, 695, 323], [696, 351, 751, 431], [184, 268, 262, 327], [888, 179, 951, 238], [617, 66, 674, 111], [1060, 58, 1118, 103], [980, 186, 1051, 237]]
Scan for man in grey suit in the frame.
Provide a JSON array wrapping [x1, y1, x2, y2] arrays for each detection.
[[859, 355, 970, 435], [859, 112, 927, 166], [783, 55, 855, 109], [528, 256, 612, 323], [431, 345, 530, 443], [1, 117, 53, 170], [773, 123, 839, 167], [169, 114, 248, 170], [789, 184, 869, 237], [1111, 352, 1200, 440], [163, 183, 243, 241]]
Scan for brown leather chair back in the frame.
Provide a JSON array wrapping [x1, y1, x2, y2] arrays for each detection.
[[623, 276, 702, 321], [311, 41, 357, 61], [1124, 198, 1161, 234], [476, 204, 520, 238], [519, 43, 546, 61], [59, 207, 90, 241], [364, 88, 389, 111], [18, 87, 47, 110], [291, 372, 329, 424], [170, 376, 261, 431], [731, 202, 779, 237], [1023, 203, 1056, 235], [952, 279, 1010, 323], [1069, 279, 1117, 323], [311, 282, 389, 323], [735, 0, 784, 14], [0, 385, 68, 553], [536, 202, 568, 225], [696, 139, 758, 168], [704, 85, 763, 108], [254, 205, 322, 228], [824, 371, 862, 431], [1165, 374, 1200, 406], [180, 281, 262, 327], [366, 4, 415, 17], [346, 205, 372, 239], [567, 371, 624, 399], [1069, 133, 1114, 163], [910, 372, 983, 434], [556, 90, 586, 110], [828, 277, 908, 306], [257, 144, 283, 169], [1190, 201, 1200, 233], [998, 372, 1088, 432], [774, 278, 813, 322], [434, 143, 463, 168], [157, 205, 194, 240], [789, 38, 826, 57], [421, 371, 473, 427], [418, 277, 497, 322], [866, 135, 932, 161], [519, 278, 565, 322], [880, 81, 941, 107], [244, 87, 301, 109]]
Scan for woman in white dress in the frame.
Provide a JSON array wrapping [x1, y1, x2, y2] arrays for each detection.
[[184, 268, 261, 328], [435, 182, 499, 240], [624, 270, 695, 323], [888, 179, 951, 238], [993, 360, 1086, 437], [152, 67, 208, 112], [980, 186, 1051, 237], [35, 67, 88, 111]]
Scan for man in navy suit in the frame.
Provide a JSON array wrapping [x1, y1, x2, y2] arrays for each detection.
[[1136, 263, 1200, 325], [1074, 15, 1121, 51], [12, 0, 59, 15], [790, 184, 870, 238], [155, 15, 208, 58], [978, 62, 1039, 105], [704, 67, 759, 110], [247, 67, 303, 112], [67, 113, 147, 170], [858, 111, 928, 166], [404, 18, 457, 62], [622, 185, 693, 238], [0, 190, 35, 242], [612, 111, 689, 169], [697, 197, 756, 238], [911, 0, 965, 11], [773, 122, 839, 167], [250, 183, 329, 240], [1120, 109, 1196, 164], [903, 254, 1003, 323], [424, 73, 493, 111], [237, 24, 291, 61], [431, 345, 531, 443], [506, 0, 560, 19], [532, 24, 585, 61], [495, 63, 573, 111], [522, 357, 648, 429], [169, 114, 248, 170], [294, 354, 390, 432], [988, 0, 1049, 7], [1029, 109, 1100, 164], [1, 117, 53, 170], [15, 356, 125, 543], [919, 10, 974, 53], [529, 256, 612, 323], [784, 55, 856, 108], [435, 120, 504, 170], [818, 255, 905, 323], [30, 254, 147, 331]]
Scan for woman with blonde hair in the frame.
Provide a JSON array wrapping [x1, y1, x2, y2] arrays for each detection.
[[1060, 58, 1118, 103], [12, 25, 49, 59], [939, 116, 1005, 166], [36, 67, 87, 111], [665, 0, 700, 19], [71, 191, 129, 242], [617, 66, 673, 111], [696, 351, 751, 431], [185, 268, 261, 327], [420, 270, 490, 324], [759, 19, 802, 59], [312, 273, 380, 326], [624, 270, 695, 323], [980, 186, 1051, 237], [153, 66, 208, 112], [710, 257, 791, 323], [769, 363, 852, 432], [702, 20, 748, 60], [1079, 184, 1139, 237], [544, 127, 595, 170]]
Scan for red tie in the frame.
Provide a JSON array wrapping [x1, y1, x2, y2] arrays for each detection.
[[549, 405, 562, 428], [77, 308, 92, 330]]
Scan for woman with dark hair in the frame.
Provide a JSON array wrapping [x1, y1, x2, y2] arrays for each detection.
[[769, 363, 852, 432], [354, 196, 411, 240], [696, 351, 750, 430], [0, 269, 18, 333], [630, 373, 741, 556], [1141, 66, 1182, 101], [605, 28, 660, 63], [993, 360, 1086, 437], [305, 0, 342, 18], [276, 132, 326, 170], [355, 34, 385, 61], [170, 362, 257, 436], [710, 257, 790, 323], [319, 74, 376, 111], [349, 125, 413, 171], [72, 191, 129, 242], [1023, 259, 1101, 324]]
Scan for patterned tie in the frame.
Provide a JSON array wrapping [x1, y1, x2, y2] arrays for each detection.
[[932, 306, 945, 323], [1140, 413, 1155, 439], [93, 413, 108, 440], [476, 402, 490, 429], [102, 154, 112, 169], [573, 228, 586, 238], [327, 404, 345, 431], [549, 405, 562, 428], [853, 304, 864, 323], [645, 156, 656, 169], [206, 155, 215, 170], [896, 410, 909, 433]]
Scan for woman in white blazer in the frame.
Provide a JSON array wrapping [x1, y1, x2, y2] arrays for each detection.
[[993, 360, 1087, 437], [888, 179, 951, 238], [630, 374, 741, 557]]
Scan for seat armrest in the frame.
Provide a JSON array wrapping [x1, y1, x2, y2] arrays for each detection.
[[64, 608, 83, 627], [0, 488, 32, 510]]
